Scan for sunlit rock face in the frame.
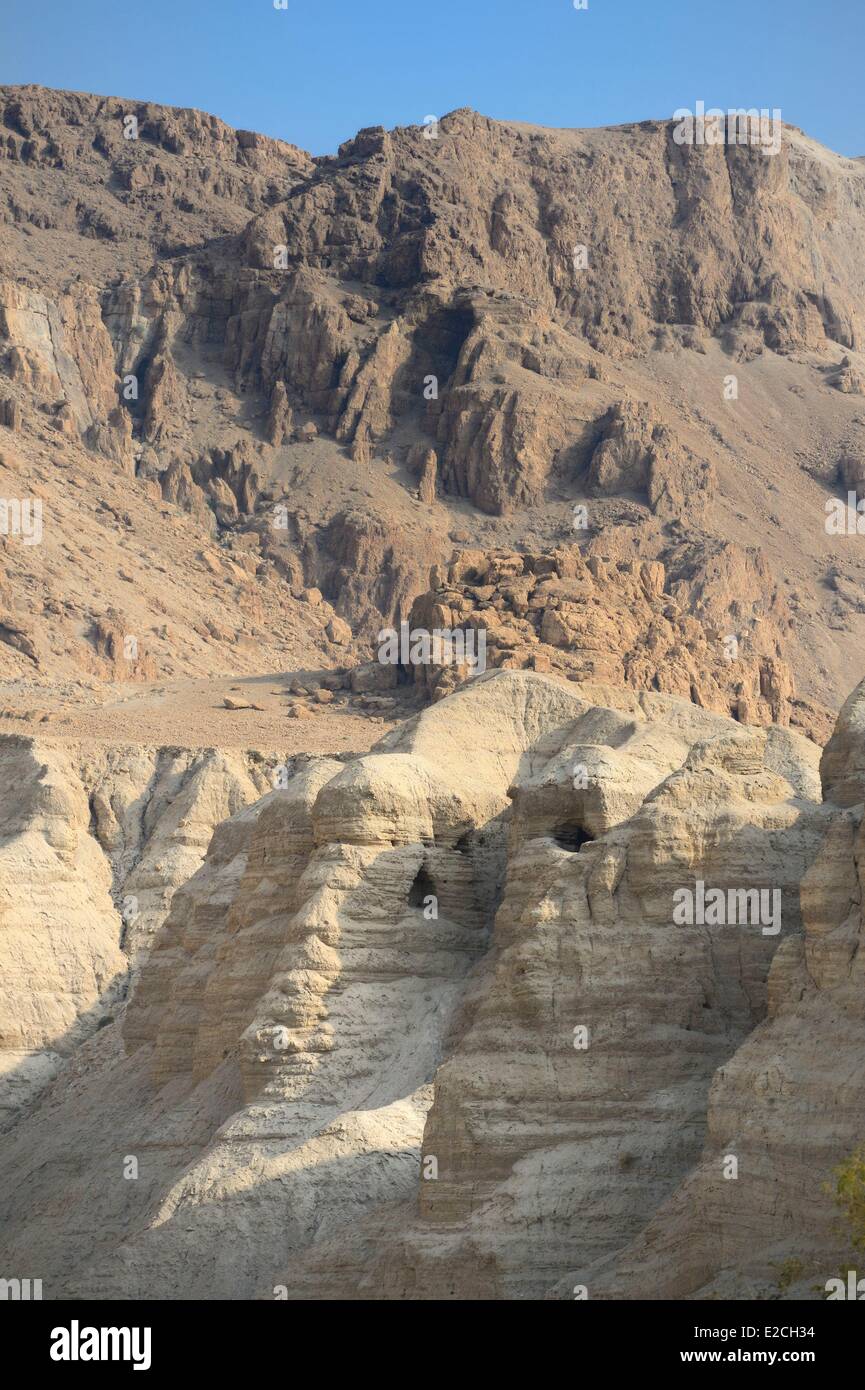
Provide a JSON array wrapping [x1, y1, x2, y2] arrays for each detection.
[[1, 671, 839, 1301]]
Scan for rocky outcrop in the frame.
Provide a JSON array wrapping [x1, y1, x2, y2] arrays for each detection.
[[565, 676, 865, 1300], [401, 541, 819, 738], [0, 670, 840, 1301], [0, 672, 582, 1295], [11, 91, 862, 523], [0, 737, 280, 1123], [830, 355, 865, 395], [0, 738, 126, 1125], [0, 278, 133, 466], [0, 85, 312, 287], [281, 700, 825, 1299], [240, 112, 863, 357], [588, 400, 716, 517], [265, 380, 293, 447]]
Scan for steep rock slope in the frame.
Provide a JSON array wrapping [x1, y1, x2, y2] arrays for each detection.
[[2, 86, 865, 1304], [4, 89, 865, 721], [284, 696, 824, 1297], [573, 677, 865, 1300], [0, 672, 584, 1295], [0, 736, 280, 1123], [0, 670, 837, 1300], [0, 86, 313, 287]]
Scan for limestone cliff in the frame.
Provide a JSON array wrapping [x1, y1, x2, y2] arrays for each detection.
[[0, 736, 280, 1123], [3, 670, 859, 1302]]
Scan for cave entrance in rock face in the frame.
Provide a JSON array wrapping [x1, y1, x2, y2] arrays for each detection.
[[413, 301, 477, 387], [552, 822, 590, 852], [409, 864, 437, 908]]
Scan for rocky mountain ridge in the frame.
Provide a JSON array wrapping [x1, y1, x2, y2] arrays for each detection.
[[2, 86, 865, 1301], [3, 88, 865, 722]]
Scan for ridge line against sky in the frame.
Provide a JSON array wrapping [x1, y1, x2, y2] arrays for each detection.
[[2, 0, 864, 159], [0, 87, 859, 167]]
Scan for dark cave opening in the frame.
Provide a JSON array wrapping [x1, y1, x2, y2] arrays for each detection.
[[552, 822, 591, 853], [409, 863, 437, 908]]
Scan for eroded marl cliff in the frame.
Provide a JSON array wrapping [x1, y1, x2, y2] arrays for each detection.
[[570, 678, 865, 1300], [0, 736, 281, 1123], [2, 670, 859, 1300]]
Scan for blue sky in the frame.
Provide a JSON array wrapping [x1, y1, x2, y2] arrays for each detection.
[[3, 0, 863, 157]]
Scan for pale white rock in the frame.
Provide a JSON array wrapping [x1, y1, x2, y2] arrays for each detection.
[[0, 673, 833, 1301]]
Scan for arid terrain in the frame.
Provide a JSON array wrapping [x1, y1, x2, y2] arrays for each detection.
[[2, 85, 865, 1299]]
